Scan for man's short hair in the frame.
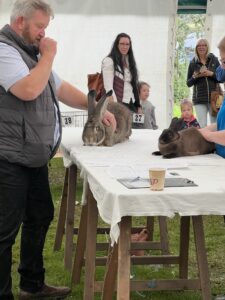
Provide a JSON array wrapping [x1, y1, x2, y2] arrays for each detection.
[[10, 0, 54, 23], [218, 36, 225, 52]]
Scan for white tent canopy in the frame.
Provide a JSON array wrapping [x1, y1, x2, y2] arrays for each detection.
[[205, 0, 225, 57], [0, 0, 224, 128]]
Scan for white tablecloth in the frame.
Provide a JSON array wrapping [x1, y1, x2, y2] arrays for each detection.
[[60, 127, 225, 244]]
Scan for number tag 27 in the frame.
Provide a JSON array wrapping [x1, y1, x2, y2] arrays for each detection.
[[132, 113, 145, 124]]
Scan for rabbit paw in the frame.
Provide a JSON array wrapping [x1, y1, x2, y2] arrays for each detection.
[[152, 151, 162, 156]]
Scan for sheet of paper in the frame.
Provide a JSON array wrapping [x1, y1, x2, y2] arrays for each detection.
[[118, 177, 198, 189], [107, 164, 188, 180]]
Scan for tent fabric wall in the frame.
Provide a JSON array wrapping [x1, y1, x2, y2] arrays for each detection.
[[47, 0, 178, 129], [0, 0, 224, 129], [205, 0, 225, 58], [0, 0, 177, 129]]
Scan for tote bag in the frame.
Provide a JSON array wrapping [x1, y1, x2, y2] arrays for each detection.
[[87, 72, 104, 101]]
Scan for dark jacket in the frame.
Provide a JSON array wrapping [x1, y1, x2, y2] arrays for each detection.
[[180, 116, 200, 130], [186, 53, 220, 105], [0, 25, 61, 167]]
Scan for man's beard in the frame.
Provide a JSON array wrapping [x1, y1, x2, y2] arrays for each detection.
[[21, 24, 39, 47]]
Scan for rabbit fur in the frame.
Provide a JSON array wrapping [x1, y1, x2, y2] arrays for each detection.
[[152, 117, 215, 158], [82, 90, 132, 146]]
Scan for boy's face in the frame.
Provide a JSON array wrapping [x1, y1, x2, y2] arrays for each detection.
[[181, 104, 193, 121], [139, 84, 150, 101], [219, 50, 225, 70]]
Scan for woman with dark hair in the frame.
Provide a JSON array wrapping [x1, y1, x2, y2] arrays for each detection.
[[101, 33, 141, 113]]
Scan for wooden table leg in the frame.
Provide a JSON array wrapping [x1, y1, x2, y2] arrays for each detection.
[[71, 203, 88, 285], [179, 216, 190, 278], [64, 165, 77, 270], [158, 216, 170, 255], [117, 216, 131, 300], [192, 216, 211, 300], [54, 168, 68, 251], [83, 185, 98, 300], [146, 216, 154, 241], [101, 243, 118, 300]]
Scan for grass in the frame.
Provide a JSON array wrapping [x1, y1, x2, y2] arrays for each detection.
[[173, 102, 197, 119], [173, 103, 181, 118], [11, 157, 225, 299]]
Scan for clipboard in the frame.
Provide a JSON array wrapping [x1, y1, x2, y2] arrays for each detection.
[[118, 177, 198, 189]]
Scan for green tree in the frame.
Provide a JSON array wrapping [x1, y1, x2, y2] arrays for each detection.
[[173, 14, 205, 104]]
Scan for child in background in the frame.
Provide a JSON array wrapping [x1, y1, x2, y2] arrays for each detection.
[[180, 99, 200, 129], [138, 81, 158, 129]]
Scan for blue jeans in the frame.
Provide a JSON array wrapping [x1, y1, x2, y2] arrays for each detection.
[[194, 103, 217, 128], [0, 160, 54, 299]]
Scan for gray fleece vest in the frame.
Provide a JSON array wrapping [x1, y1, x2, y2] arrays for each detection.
[[0, 25, 62, 167]]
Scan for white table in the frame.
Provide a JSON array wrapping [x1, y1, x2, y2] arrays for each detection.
[[59, 127, 225, 300]]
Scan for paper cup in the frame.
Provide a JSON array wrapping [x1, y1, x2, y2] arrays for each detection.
[[149, 168, 166, 191]]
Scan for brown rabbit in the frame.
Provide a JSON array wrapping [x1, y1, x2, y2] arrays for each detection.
[[152, 117, 215, 158], [82, 90, 132, 146]]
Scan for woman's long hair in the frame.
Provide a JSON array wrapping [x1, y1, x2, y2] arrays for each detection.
[[194, 38, 210, 60], [108, 33, 139, 87]]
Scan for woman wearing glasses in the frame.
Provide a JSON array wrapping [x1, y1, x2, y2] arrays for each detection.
[[101, 33, 141, 114], [186, 38, 220, 128]]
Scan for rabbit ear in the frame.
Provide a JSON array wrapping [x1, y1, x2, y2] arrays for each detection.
[[169, 117, 184, 132], [176, 118, 185, 131], [169, 117, 184, 131], [169, 117, 179, 130], [87, 90, 97, 117], [95, 94, 109, 120], [105, 89, 113, 97], [94, 89, 113, 120]]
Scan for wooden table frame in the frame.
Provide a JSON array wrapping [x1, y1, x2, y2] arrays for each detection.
[[54, 165, 78, 270], [76, 185, 211, 300], [54, 165, 170, 271]]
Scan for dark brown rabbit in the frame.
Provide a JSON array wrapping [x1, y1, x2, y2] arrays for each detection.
[[152, 117, 215, 158], [82, 90, 132, 146]]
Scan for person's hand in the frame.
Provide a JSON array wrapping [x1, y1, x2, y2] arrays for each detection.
[[192, 71, 200, 78], [39, 37, 57, 59], [200, 69, 213, 77], [198, 128, 214, 142], [102, 110, 117, 131]]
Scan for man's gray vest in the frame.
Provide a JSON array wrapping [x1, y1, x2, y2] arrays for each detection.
[[0, 25, 62, 167]]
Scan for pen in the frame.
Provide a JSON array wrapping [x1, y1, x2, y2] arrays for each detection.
[[130, 176, 140, 182]]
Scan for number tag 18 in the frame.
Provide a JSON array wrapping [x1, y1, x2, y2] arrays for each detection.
[[133, 113, 145, 124], [61, 116, 75, 127]]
